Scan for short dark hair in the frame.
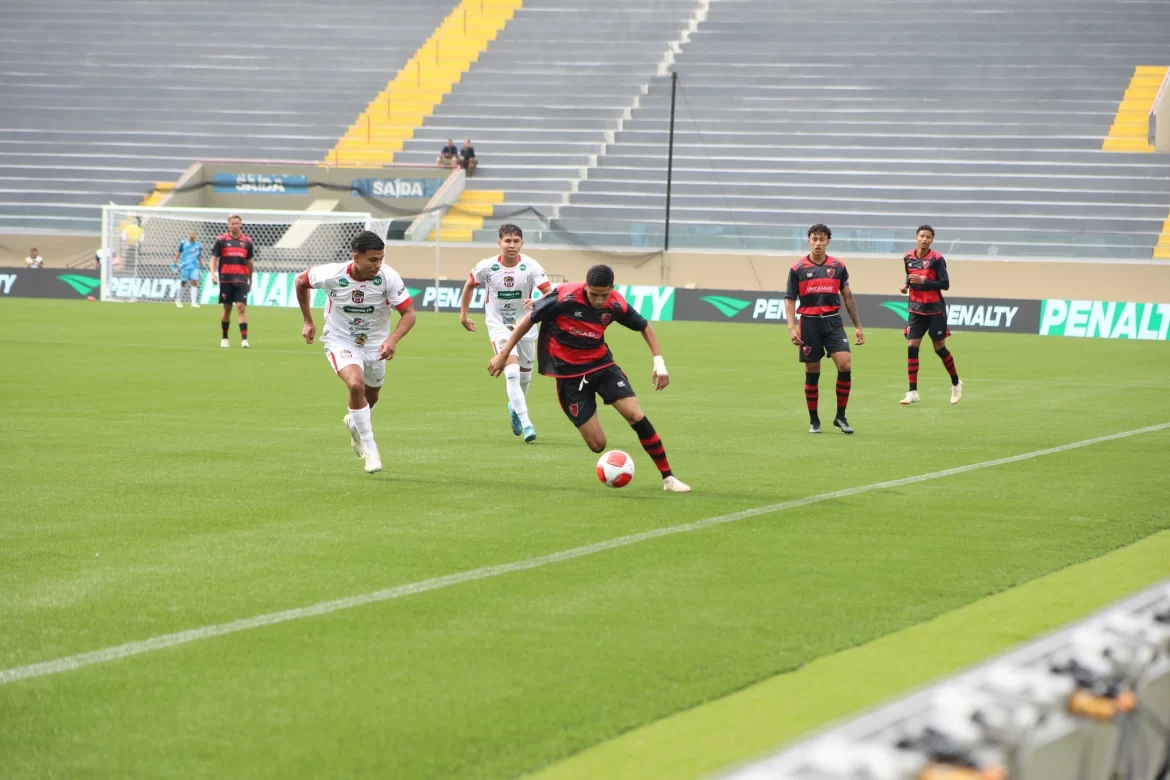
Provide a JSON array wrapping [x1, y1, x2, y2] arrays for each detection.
[[916, 224, 935, 237], [498, 223, 523, 239], [350, 230, 385, 254], [585, 264, 615, 288], [807, 223, 831, 239]]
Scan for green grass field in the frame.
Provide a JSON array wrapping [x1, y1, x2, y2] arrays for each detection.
[[1, 298, 1168, 779]]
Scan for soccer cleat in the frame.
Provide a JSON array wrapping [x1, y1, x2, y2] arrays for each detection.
[[899, 390, 920, 406], [809, 420, 822, 434], [343, 414, 365, 458], [508, 402, 522, 436], [363, 448, 383, 474], [175, 301, 183, 308], [663, 475, 692, 493], [950, 380, 963, 405], [522, 425, 536, 443], [241, 339, 250, 349], [220, 338, 230, 348], [192, 302, 201, 309], [833, 417, 855, 435]]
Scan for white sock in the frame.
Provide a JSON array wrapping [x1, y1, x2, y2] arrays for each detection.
[[519, 369, 532, 396], [349, 405, 376, 450], [190, 286, 198, 304], [504, 364, 531, 427]]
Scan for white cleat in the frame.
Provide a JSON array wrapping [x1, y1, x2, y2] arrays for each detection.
[[220, 338, 230, 348], [343, 414, 365, 457], [950, 380, 963, 405], [240, 339, 250, 349], [175, 301, 183, 308], [192, 302, 201, 309], [663, 475, 692, 493], [364, 448, 383, 474], [899, 390, 920, 406]]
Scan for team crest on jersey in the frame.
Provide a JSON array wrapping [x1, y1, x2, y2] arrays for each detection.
[[609, 300, 622, 311], [351, 290, 365, 303], [569, 403, 579, 418], [600, 313, 612, 325], [503, 275, 514, 287], [827, 268, 835, 278], [922, 259, 932, 269]]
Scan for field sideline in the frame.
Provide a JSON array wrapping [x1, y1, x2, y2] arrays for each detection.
[[2, 299, 1167, 778]]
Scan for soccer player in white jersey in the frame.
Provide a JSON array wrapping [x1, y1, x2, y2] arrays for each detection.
[[458, 224, 552, 443], [294, 231, 416, 474]]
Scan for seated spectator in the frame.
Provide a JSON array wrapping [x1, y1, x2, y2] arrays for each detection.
[[437, 138, 459, 168], [25, 248, 44, 268], [460, 138, 478, 177]]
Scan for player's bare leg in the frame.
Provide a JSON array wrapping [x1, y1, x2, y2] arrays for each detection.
[[576, 414, 607, 453], [502, 356, 536, 442], [236, 301, 249, 348], [338, 366, 380, 472], [932, 338, 962, 404], [220, 301, 232, 347], [611, 397, 690, 492], [804, 359, 822, 433], [830, 351, 854, 434]]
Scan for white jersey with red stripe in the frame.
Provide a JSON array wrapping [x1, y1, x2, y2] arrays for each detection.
[[469, 254, 549, 332], [305, 262, 412, 348]]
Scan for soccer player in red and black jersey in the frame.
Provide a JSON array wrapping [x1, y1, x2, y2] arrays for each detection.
[[487, 264, 691, 492], [784, 224, 865, 434], [210, 214, 255, 349], [899, 225, 962, 406]]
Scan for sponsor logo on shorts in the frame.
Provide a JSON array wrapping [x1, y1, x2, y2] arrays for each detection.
[[351, 290, 365, 303], [340, 348, 353, 358], [569, 403, 579, 418], [616, 381, 626, 388], [342, 305, 375, 314], [802, 345, 812, 356]]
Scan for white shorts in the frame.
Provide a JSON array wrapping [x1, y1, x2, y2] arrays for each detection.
[[489, 326, 536, 369], [324, 342, 386, 387]]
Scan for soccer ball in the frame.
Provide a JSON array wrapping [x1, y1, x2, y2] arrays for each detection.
[[596, 450, 635, 488]]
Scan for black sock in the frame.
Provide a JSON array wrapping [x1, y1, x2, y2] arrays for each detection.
[[804, 371, 820, 422], [835, 371, 851, 419], [631, 416, 672, 479], [907, 346, 919, 391], [936, 347, 959, 386], [240, 322, 248, 339], [221, 320, 229, 339]]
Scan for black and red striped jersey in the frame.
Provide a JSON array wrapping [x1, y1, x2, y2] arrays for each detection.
[[529, 283, 648, 378], [785, 255, 849, 316], [212, 232, 254, 285], [903, 249, 949, 315]]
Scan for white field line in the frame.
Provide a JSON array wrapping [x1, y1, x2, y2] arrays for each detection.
[[2, 422, 1168, 686]]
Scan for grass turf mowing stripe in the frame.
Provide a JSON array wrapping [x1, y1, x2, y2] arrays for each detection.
[[2, 422, 1168, 687], [532, 532, 1170, 780]]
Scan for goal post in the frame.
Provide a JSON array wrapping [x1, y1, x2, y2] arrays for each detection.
[[100, 206, 374, 306]]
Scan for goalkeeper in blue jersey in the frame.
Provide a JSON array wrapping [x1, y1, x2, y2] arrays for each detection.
[[173, 230, 204, 308]]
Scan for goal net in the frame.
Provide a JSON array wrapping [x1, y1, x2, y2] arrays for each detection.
[[100, 206, 374, 306]]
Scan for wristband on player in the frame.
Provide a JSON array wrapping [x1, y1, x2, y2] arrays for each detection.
[[653, 355, 668, 375]]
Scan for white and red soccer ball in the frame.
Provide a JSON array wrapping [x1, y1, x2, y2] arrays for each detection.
[[596, 450, 635, 488]]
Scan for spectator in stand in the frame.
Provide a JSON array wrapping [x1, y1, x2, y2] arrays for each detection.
[[25, 248, 44, 268], [461, 138, 478, 177], [437, 138, 459, 168]]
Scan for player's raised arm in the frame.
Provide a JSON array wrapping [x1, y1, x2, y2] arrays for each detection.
[[458, 274, 477, 332], [294, 270, 316, 343]]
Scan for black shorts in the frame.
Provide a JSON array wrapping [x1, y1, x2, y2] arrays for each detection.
[[906, 312, 950, 341], [218, 283, 249, 305], [798, 314, 850, 363], [555, 365, 636, 428]]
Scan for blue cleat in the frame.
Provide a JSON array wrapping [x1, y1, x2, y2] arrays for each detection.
[[522, 425, 537, 443], [508, 403, 522, 435]]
